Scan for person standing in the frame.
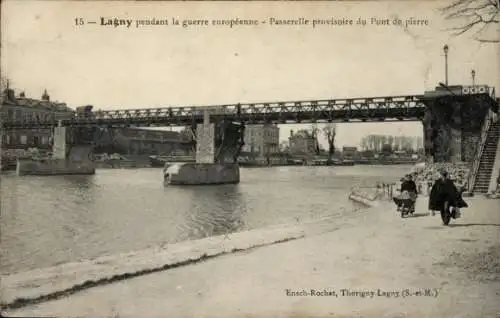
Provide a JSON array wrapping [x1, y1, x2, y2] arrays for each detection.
[[400, 174, 418, 213], [428, 169, 467, 220]]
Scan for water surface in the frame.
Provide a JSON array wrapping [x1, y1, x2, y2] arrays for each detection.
[[0, 165, 411, 274]]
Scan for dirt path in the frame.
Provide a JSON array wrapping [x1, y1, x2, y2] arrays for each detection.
[[4, 197, 500, 318]]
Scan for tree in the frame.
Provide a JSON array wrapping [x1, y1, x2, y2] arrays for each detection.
[[375, 135, 384, 152], [0, 76, 9, 91], [310, 124, 321, 155], [387, 135, 394, 151], [360, 136, 369, 150], [322, 124, 337, 161], [279, 140, 289, 153], [440, 0, 499, 43], [370, 135, 377, 151]]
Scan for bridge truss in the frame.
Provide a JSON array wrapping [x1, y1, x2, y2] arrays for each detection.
[[2, 95, 428, 129]]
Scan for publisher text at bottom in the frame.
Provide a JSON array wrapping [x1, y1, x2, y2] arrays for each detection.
[[285, 288, 439, 298]]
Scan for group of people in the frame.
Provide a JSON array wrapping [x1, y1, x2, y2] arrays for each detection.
[[394, 168, 468, 220]]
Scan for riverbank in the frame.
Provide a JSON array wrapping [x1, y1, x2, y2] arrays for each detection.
[[4, 195, 499, 317]]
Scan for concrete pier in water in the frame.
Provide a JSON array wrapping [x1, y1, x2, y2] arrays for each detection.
[[16, 125, 95, 176], [164, 110, 242, 185]]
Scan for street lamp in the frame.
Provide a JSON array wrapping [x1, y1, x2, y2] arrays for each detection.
[[471, 69, 476, 87], [443, 45, 449, 86]]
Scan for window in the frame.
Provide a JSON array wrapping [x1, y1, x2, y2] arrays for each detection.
[[20, 135, 27, 144]]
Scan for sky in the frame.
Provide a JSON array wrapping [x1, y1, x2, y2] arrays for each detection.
[[1, 0, 499, 148]]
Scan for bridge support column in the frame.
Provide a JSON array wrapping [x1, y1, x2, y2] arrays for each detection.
[[164, 110, 240, 185], [16, 125, 95, 176], [52, 126, 67, 159], [421, 97, 461, 163], [195, 111, 215, 164], [422, 91, 492, 165]]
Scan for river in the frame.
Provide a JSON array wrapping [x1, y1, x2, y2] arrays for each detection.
[[0, 165, 411, 275]]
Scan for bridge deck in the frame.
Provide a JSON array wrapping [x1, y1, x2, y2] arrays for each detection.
[[1, 92, 497, 129]]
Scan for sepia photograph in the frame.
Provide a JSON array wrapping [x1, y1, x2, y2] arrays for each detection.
[[1, 0, 499, 317]]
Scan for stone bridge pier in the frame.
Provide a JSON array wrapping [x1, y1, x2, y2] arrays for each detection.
[[194, 110, 245, 164], [421, 86, 497, 165], [164, 110, 245, 185], [15, 124, 96, 175], [52, 125, 97, 162]]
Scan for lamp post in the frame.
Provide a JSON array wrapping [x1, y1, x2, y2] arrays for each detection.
[[471, 69, 476, 87], [443, 45, 449, 86]]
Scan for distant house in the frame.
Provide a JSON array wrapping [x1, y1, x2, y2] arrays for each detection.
[[342, 146, 358, 159], [241, 124, 280, 157], [288, 130, 315, 155]]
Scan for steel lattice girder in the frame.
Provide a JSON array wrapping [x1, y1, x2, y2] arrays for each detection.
[[2, 95, 427, 129]]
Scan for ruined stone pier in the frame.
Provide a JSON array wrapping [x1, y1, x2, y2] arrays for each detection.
[[163, 110, 244, 185], [16, 123, 95, 176]]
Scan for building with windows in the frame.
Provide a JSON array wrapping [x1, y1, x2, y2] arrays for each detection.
[[0, 87, 75, 149], [107, 127, 194, 155], [288, 129, 316, 155], [241, 124, 280, 157], [0, 86, 195, 156]]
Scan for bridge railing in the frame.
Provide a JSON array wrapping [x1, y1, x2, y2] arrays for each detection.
[[2, 88, 496, 129], [1, 95, 428, 128], [467, 109, 494, 192]]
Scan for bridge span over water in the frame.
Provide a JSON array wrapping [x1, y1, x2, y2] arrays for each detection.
[[2, 84, 499, 186], [1, 84, 497, 129]]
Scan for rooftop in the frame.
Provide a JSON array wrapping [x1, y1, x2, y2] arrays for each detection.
[[1, 88, 74, 113]]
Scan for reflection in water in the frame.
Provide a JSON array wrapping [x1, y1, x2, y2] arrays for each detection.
[[182, 185, 246, 240], [1, 165, 411, 274]]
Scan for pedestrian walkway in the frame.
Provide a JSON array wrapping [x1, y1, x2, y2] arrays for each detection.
[[4, 197, 500, 318]]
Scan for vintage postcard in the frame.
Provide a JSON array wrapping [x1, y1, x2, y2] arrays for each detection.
[[1, 0, 499, 317]]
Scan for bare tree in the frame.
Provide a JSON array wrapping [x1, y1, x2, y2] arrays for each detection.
[[440, 0, 499, 43], [1, 76, 10, 91], [310, 124, 321, 155], [387, 135, 394, 151], [361, 136, 372, 151], [322, 124, 337, 161]]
